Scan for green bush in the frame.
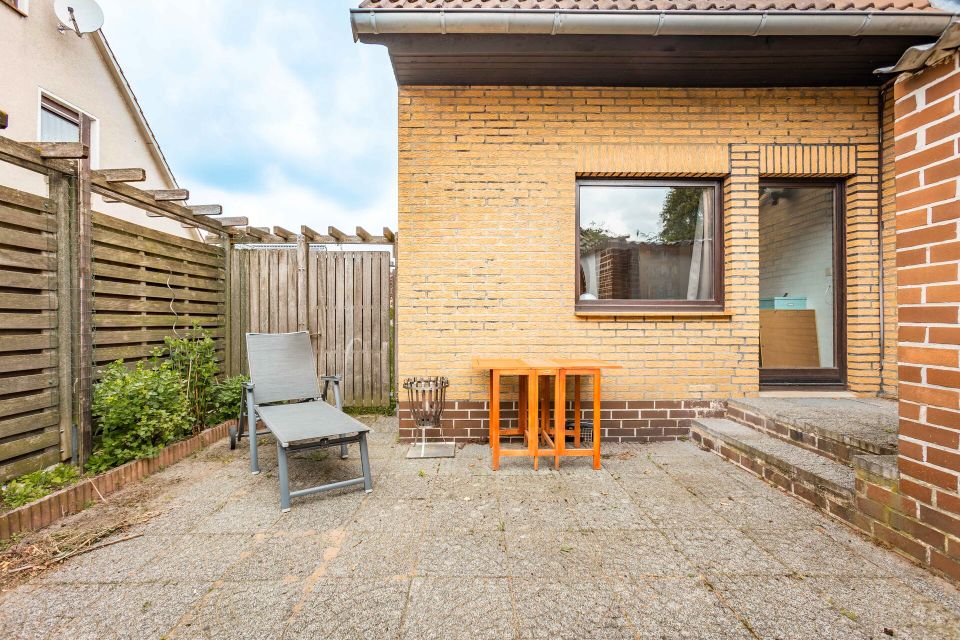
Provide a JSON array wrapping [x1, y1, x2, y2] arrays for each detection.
[[208, 375, 247, 427], [1, 464, 80, 510], [155, 327, 220, 434], [87, 360, 191, 474]]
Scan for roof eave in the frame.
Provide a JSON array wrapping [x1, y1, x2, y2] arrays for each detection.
[[350, 8, 955, 40], [876, 17, 960, 72]]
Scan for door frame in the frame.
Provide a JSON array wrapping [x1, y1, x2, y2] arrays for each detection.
[[758, 179, 847, 387]]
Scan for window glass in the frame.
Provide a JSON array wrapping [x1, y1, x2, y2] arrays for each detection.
[[40, 106, 80, 143], [578, 184, 716, 302]]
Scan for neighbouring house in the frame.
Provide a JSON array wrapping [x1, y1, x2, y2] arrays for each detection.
[[353, 2, 960, 581], [0, 0, 200, 241]]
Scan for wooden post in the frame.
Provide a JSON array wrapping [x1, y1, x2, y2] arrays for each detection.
[[296, 234, 308, 334], [75, 160, 93, 465], [49, 170, 74, 463], [222, 233, 232, 376]]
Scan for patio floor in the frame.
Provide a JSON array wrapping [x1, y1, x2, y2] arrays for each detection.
[[2, 416, 960, 639]]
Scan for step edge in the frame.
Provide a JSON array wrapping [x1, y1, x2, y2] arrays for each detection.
[[726, 399, 898, 457], [691, 418, 855, 499]]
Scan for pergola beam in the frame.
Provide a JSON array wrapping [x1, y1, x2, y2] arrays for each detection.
[[23, 142, 89, 159], [90, 175, 225, 234], [356, 226, 373, 242], [93, 168, 146, 183], [0, 135, 74, 173], [189, 204, 223, 216], [382, 227, 396, 243], [272, 226, 299, 241], [103, 188, 189, 204], [328, 226, 348, 242]]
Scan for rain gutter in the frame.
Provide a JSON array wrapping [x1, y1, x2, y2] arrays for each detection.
[[350, 9, 954, 41]]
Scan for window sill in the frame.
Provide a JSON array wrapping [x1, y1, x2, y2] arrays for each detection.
[[575, 308, 732, 319]]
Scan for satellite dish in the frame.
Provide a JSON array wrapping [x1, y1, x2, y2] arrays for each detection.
[[54, 0, 104, 36]]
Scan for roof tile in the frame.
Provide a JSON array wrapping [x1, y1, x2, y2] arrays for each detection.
[[358, 0, 944, 12]]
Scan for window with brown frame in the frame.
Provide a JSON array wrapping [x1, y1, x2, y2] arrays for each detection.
[[40, 97, 82, 144], [576, 179, 724, 313]]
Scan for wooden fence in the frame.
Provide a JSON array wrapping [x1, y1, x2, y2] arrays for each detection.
[[0, 183, 65, 481], [230, 247, 392, 408], [91, 212, 226, 367], [0, 134, 394, 481]]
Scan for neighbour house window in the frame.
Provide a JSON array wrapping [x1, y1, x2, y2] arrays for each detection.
[[40, 98, 82, 143], [576, 180, 723, 312]]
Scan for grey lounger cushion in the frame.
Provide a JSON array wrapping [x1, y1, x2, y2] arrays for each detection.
[[256, 400, 370, 448]]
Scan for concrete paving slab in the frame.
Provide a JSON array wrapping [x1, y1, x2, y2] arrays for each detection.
[[504, 530, 603, 578], [3, 416, 960, 639], [166, 579, 303, 640], [613, 577, 755, 639], [401, 577, 515, 640], [807, 576, 960, 640], [511, 578, 636, 639], [711, 575, 865, 639], [136, 533, 253, 583], [284, 577, 409, 640], [597, 530, 697, 578], [667, 527, 787, 576], [327, 530, 421, 578], [417, 530, 507, 577]]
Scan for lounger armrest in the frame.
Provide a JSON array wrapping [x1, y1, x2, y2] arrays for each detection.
[[245, 381, 255, 391], [320, 375, 341, 383]]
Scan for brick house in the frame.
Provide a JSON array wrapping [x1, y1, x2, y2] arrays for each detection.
[[354, 3, 960, 579]]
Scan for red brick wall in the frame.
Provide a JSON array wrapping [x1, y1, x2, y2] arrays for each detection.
[[893, 52, 960, 580]]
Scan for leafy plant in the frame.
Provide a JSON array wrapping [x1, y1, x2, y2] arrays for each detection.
[[155, 327, 220, 433], [1, 464, 81, 510], [87, 360, 191, 474], [208, 375, 247, 427]]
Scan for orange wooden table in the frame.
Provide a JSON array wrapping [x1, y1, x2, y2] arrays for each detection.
[[471, 358, 622, 471]]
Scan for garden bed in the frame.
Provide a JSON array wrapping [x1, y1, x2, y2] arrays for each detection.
[[0, 420, 236, 541]]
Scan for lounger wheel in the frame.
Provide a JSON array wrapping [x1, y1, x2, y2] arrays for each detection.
[[229, 425, 238, 450]]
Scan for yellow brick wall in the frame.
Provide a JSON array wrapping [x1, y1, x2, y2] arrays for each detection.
[[397, 86, 888, 402]]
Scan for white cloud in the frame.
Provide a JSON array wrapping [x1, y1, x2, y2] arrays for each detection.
[[97, 0, 397, 230], [185, 167, 397, 236]]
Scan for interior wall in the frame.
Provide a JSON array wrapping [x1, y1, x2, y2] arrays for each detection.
[[759, 188, 836, 367]]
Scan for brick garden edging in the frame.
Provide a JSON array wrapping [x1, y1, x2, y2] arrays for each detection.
[[0, 419, 236, 542]]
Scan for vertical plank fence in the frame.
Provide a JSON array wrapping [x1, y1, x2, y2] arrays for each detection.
[[231, 247, 391, 408]]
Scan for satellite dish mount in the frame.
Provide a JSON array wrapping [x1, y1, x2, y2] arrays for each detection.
[[54, 0, 104, 37]]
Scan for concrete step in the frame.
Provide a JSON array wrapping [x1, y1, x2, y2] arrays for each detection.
[[691, 418, 857, 518], [726, 397, 898, 466]]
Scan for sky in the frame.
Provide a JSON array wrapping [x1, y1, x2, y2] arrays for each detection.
[[97, 0, 398, 235]]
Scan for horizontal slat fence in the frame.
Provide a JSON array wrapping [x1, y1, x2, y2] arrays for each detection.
[[0, 184, 62, 481], [232, 248, 391, 408], [91, 212, 226, 369]]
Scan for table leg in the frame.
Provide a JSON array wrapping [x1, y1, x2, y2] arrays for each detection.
[[519, 375, 527, 446], [540, 375, 549, 444], [554, 372, 565, 470], [528, 372, 539, 471], [490, 370, 500, 471], [574, 376, 581, 448], [592, 371, 601, 470]]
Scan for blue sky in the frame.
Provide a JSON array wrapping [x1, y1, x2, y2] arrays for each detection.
[[98, 0, 398, 234]]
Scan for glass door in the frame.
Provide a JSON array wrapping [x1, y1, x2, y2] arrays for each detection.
[[758, 182, 845, 385]]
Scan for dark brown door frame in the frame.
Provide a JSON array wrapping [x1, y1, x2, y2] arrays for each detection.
[[758, 180, 847, 387]]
